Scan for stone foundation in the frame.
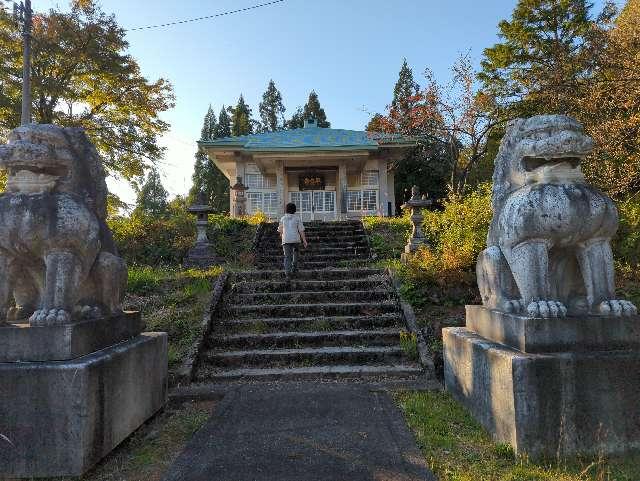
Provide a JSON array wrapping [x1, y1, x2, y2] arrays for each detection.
[[0, 332, 167, 478], [444, 306, 640, 458], [183, 242, 221, 269]]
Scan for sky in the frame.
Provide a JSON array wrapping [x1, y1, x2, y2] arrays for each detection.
[[35, 0, 621, 205]]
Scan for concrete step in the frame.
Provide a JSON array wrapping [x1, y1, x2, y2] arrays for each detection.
[[208, 329, 402, 350], [220, 313, 404, 333], [231, 278, 390, 294], [262, 246, 369, 255], [256, 261, 344, 269], [227, 301, 398, 319], [201, 345, 406, 368], [231, 289, 393, 305], [232, 268, 384, 282], [256, 253, 366, 262], [193, 363, 424, 383]]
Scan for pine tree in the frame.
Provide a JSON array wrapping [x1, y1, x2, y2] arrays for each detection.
[[200, 105, 217, 140], [285, 106, 305, 129], [258, 80, 286, 132], [215, 106, 232, 138], [479, 0, 616, 116], [286, 91, 331, 129], [230, 95, 253, 136], [135, 167, 168, 217], [303, 91, 330, 127], [391, 58, 420, 113], [190, 106, 231, 212]]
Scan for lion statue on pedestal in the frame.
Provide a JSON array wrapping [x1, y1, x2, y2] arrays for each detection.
[[477, 115, 637, 318], [0, 124, 127, 326]]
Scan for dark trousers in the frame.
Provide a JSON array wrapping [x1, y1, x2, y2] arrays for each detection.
[[282, 243, 299, 275]]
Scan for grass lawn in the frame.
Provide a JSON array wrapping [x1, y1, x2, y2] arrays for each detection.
[[124, 265, 223, 384], [396, 391, 640, 481]]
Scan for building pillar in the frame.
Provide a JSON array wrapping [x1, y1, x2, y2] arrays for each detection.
[[338, 160, 348, 220], [378, 158, 389, 217], [275, 159, 285, 216]]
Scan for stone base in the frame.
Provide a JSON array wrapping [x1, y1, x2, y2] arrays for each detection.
[[183, 242, 222, 269], [465, 305, 640, 353], [0, 311, 143, 362], [0, 333, 167, 478], [444, 326, 640, 458]]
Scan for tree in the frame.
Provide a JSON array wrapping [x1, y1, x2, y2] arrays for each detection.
[[286, 90, 330, 128], [285, 106, 305, 129], [190, 106, 230, 212], [200, 105, 216, 140], [391, 58, 420, 133], [369, 54, 507, 197], [215, 105, 231, 138], [229, 94, 253, 136], [258, 79, 285, 132], [0, 0, 174, 181], [578, 0, 640, 197], [479, 0, 616, 117], [135, 167, 168, 217]]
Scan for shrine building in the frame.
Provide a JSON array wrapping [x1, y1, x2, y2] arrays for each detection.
[[197, 118, 415, 221]]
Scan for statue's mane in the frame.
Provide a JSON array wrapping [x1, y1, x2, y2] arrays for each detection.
[[488, 118, 525, 245], [61, 127, 108, 222]]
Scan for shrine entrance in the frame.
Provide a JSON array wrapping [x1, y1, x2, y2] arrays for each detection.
[[289, 190, 336, 221]]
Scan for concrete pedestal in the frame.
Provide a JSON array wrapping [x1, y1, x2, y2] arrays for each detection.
[[0, 332, 167, 478], [444, 306, 640, 458], [183, 242, 221, 269]]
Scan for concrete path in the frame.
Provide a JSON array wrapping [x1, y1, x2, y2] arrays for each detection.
[[162, 383, 436, 481]]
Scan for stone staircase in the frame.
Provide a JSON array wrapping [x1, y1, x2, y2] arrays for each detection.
[[255, 220, 370, 269], [193, 221, 424, 383]]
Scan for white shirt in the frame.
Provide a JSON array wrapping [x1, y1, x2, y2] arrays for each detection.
[[278, 213, 305, 244]]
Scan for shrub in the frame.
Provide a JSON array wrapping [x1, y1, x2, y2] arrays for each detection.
[[109, 198, 260, 267], [614, 196, 640, 267], [362, 214, 411, 259]]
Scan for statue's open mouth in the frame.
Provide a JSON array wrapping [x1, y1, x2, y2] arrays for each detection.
[[523, 156, 582, 172]]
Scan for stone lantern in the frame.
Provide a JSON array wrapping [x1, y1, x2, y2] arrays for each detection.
[[231, 176, 247, 217], [401, 185, 432, 260], [184, 191, 220, 268]]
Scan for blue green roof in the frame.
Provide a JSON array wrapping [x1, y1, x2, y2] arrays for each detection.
[[198, 125, 414, 152]]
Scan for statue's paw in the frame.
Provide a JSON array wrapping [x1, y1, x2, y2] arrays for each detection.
[[502, 299, 525, 314], [77, 305, 102, 319], [29, 308, 71, 326], [526, 300, 567, 318], [598, 300, 638, 317]]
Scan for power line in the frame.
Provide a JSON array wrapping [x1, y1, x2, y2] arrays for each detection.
[[126, 0, 286, 32]]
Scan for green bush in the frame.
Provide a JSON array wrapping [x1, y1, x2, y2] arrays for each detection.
[[109, 198, 262, 267], [362, 214, 411, 259], [615, 196, 640, 267]]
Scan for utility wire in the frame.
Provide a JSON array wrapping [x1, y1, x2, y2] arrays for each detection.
[[126, 0, 286, 32]]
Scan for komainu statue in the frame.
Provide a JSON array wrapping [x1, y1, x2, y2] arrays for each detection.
[[477, 115, 637, 318], [0, 124, 127, 326]]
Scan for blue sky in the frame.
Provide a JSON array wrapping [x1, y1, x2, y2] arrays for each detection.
[[36, 0, 620, 203]]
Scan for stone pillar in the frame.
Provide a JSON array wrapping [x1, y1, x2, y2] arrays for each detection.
[[401, 185, 432, 260], [338, 160, 348, 220], [275, 159, 285, 216], [231, 159, 246, 217], [378, 158, 389, 217], [184, 192, 220, 268]]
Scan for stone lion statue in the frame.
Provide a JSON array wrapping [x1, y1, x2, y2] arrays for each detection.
[[0, 124, 127, 326], [477, 115, 637, 318]]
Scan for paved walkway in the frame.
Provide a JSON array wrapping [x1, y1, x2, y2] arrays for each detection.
[[162, 383, 436, 481]]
